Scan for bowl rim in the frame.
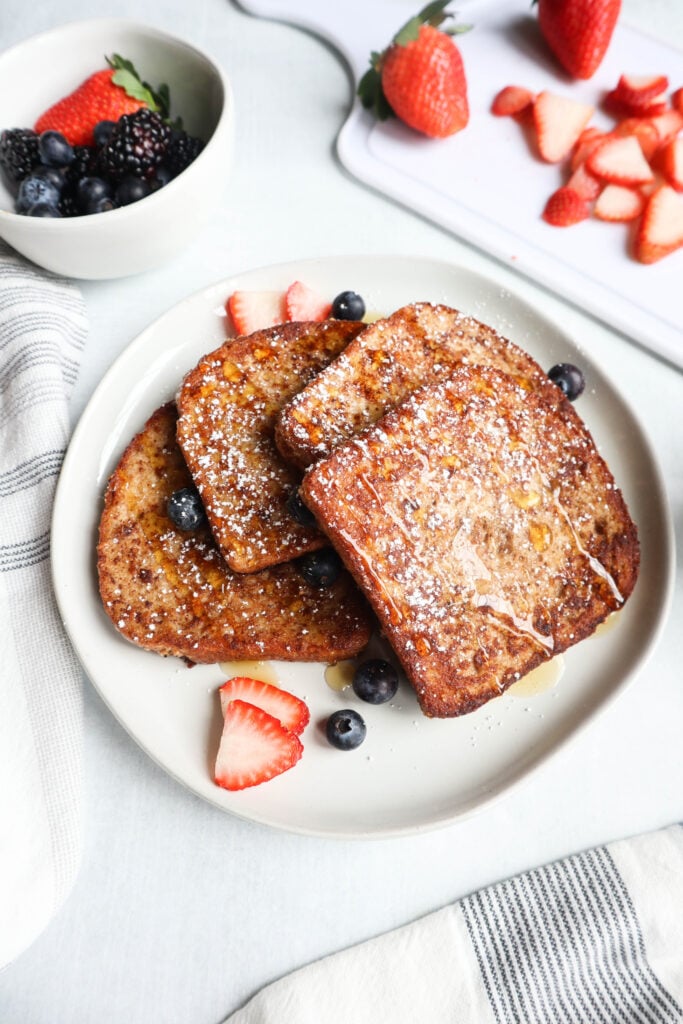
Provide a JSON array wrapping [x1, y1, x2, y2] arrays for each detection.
[[0, 16, 233, 226]]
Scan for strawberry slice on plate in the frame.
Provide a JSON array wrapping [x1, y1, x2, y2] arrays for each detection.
[[491, 86, 534, 117], [634, 185, 683, 264], [285, 281, 332, 322], [594, 183, 645, 222], [215, 699, 303, 791], [533, 91, 595, 163], [542, 186, 591, 226], [226, 290, 286, 335], [219, 677, 310, 735], [587, 135, 655, 187], [661, 137, 683, 192]]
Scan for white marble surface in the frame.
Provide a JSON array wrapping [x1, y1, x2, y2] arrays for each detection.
[[0, 1, 681, 1021]]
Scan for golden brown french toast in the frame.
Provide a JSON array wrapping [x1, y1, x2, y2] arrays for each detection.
[[97, 404, 372, 663], [275, 302, 560, 468], [301, 365, 639, 717], [176, 319, 363, 573]]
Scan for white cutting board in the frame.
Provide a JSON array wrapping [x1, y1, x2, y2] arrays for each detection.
[[241, 0, 683, 368]]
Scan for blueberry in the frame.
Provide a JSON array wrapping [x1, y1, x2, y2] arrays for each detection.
[[548, 363, 585, 401], [27, 201, 62, 218], [150, 163, 174, 190], [352, 659, 399, 704], [298, 548, 342, 588], [89, 196, 117, 214], [32, 164, 67, 190], [16, 174, 60, 213], [77, 176, 112, 214], [93, 120, 117, 147], [167, 487, 207, 531], [325, 709, 366, 750], [115, 175, 151, 206], [331, 291, 366, 321], [38, 130, 74, 168], [286, 489, 316, 527]]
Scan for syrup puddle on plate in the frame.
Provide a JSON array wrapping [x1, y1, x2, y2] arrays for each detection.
[[325, 659, 356, 692], [593, 611, 621, 637], [508, 654, 565, 697], [218, 660, 278, 685]]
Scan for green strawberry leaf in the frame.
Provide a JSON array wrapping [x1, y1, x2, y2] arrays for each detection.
[[106, 54, 175, 122], [357, 63, 394, 121]]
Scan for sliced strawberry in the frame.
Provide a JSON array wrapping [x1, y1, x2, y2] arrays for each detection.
[[634, 185, 683, 263], [491, 86, 534, 117], [570, 128, 608, 171], [219, 677, 310, 735], [214, 699, 303, 791], [672, 88, 683, 115], [542, 187, 590, 226], [613, 118, 660, 161], [604, 90, 668, 119], [649, 109, 683, 148], [587, 136, 655, 187], [567, 162, 602, 201], [285, 281, 332, 322], [594, 183, 645, 221], [533, 91, 595, 163], [615, 73, 669, 108], [660, 137, 683, 192], [226, 290, 286, 335]]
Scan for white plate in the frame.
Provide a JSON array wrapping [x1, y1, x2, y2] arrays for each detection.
[[52, 255, 674, 839]]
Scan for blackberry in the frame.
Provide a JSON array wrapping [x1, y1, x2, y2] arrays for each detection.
[[0, 129, 40, 193], [164, 129, 204, 178], [100, 109, 171, 181]]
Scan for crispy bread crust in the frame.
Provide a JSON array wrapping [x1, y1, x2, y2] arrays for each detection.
[[301, 366, 639, 717], [176, 319, 363, 573], [97, 404, 372, 663], [276, 303, 559, 469]]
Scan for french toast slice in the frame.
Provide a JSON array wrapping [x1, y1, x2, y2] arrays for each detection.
[[176, 319, 363, 573], [301, 365, 640, 717], [275, 302, 560, 469], [97, 404, 372, 663]]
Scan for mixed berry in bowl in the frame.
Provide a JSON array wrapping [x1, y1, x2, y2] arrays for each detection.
[[0, 54, 204, 218]]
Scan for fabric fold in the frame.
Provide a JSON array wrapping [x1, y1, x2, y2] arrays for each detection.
[[0, 241, 88, 968], [225, 825, 683, 1024]]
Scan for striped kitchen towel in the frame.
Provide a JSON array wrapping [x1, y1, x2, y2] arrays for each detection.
[[0, 241, 88, 968], [226, 824, 683, 1024]]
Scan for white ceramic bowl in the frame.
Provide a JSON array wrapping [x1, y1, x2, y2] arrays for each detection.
[[0, 19, 233, 279]]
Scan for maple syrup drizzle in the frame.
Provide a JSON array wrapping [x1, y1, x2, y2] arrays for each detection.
[[508, 654, 565, 697], [218, 659, 278, 684]]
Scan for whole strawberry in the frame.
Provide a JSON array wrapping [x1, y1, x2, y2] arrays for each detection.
[[535, 0, 621, 80], [358, 1, 470, 139], [34, 54, 172, 147]]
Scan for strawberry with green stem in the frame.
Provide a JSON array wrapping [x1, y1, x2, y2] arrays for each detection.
[[34, 54, 175, 147], [358, 1, 471, 139]]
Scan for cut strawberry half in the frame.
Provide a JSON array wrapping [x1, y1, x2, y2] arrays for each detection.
[[491, 85, 534, 117], [285, 281, 332, 322], [615, 73, 669, 108], [214, 699, 303, 791], [672, 88, 683, 115], [226, 290, 287, 335], [533, 91, 595, 163], [594, 183, 645, 222], [570, 128, 608, 171], [634, 185, 683, 264], [604, 90, 668, 119], [661, 137, 683, 192], [649, 109, 683, 148], [612, 118, 660, 161], [542, 187, 590, 226], [587, 135, 655, 187], [567, 162, 602, 201], [219, 677, 310, 735]]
